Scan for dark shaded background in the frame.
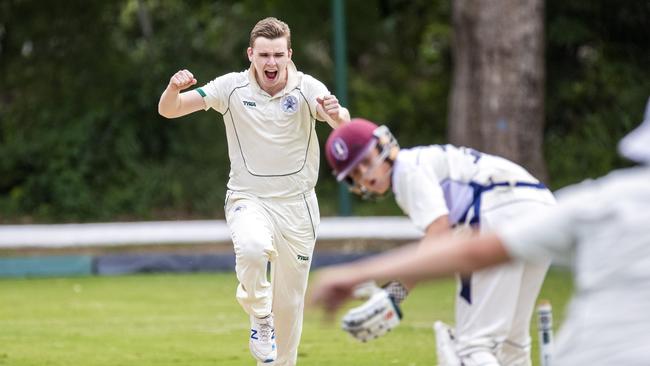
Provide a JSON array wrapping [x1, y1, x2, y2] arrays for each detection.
[[1, 0, 648, 222]]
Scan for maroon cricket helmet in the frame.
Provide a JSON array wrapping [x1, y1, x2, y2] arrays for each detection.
[[325, 118, 380, 182]]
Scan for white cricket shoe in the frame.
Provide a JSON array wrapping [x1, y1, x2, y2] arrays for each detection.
[[249, 314, 277, 363]]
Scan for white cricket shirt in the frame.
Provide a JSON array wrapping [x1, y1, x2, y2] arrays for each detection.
[[391, 145, 543, 231], [498, 166, 650, 366], [198, 61, 329, 198]]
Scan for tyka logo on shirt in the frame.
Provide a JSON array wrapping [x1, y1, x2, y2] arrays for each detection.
[[243, 100, 256, 107]]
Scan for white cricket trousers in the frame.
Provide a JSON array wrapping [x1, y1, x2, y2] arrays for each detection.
[[225, 189, 320, 366], [455, 187, 556, 366]]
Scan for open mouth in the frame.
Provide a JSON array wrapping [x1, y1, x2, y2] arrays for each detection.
[[264, 70, 278, 80]]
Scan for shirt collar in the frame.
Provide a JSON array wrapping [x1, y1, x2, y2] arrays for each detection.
[[248, 60, 299, 98]]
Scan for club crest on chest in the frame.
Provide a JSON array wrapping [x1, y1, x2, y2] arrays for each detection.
[[280, 94, 299, 114]]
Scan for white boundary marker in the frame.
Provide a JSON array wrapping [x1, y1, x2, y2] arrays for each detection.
[[0, 217, 422, 249]]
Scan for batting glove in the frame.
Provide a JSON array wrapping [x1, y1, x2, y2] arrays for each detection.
[[341, 289, 403, 342]]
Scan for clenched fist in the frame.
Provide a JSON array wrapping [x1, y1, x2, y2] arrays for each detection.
[[168, 69, 197, 92], [316, 95, 341, 122]]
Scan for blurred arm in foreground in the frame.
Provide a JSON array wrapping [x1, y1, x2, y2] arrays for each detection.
[[311, 231, 509, 314]]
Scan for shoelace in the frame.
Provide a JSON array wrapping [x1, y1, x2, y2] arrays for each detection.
[[258, 322, 273, 342]]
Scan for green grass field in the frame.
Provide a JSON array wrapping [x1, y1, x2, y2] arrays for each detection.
[[0, 269, 572, 366]]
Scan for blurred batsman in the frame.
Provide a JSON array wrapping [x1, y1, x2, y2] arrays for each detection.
[[320, 119, 556, 366], [158, 17, 350, 365], [311, 98, 650, 366]]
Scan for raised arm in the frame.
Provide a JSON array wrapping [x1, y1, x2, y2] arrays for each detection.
[[158, 69, 206, 119]]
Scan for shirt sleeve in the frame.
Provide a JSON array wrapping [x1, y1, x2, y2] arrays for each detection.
[[301, 74, 330, 121], [196, 73, 238, 114], [495, 182, 601, 265], [394, 167, 449, 232], [496, 204, 576, 264]]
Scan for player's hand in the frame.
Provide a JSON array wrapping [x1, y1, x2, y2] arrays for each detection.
[[310, 266, 361, 315], [168, 69, 197, 92], [316, 95, 342, 123]]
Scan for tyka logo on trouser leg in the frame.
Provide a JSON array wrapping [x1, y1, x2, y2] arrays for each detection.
[[297, 254, 310, 261]]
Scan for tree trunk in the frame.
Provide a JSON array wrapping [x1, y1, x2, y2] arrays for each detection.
[[449, 0, 547, 182]]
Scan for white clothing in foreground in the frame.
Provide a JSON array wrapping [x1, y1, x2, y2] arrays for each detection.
[[619, 97, 650, 164], [499, 166, 650, 366]]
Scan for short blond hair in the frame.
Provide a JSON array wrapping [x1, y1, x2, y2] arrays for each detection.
[[249, 17, 291, 48]]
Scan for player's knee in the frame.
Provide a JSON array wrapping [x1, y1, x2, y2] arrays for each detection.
[[234, 232, 271, 265]]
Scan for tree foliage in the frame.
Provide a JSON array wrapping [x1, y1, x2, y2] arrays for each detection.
[[0, 0, 648, 222], [545, 0, 650, 188]]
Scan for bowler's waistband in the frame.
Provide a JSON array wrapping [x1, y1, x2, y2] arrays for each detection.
[[226, 188, 316, 202]]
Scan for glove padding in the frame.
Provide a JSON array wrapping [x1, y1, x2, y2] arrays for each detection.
[[341, 289, 402, 342]]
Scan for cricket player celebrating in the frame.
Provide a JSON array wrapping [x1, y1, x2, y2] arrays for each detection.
[[158, 17, 350, 365], [312, 98, 650, 366], [321, 119, 555, 366]]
